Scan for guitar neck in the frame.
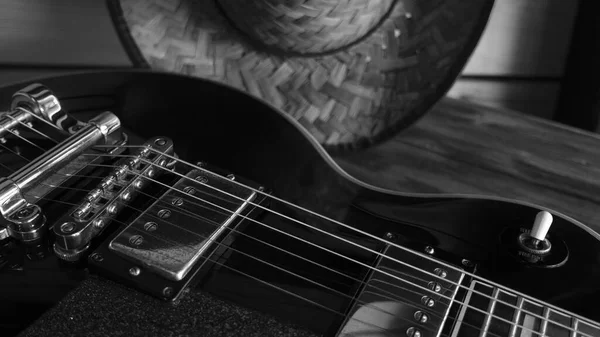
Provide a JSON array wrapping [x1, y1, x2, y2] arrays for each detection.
[[450, 281, 600, 337]]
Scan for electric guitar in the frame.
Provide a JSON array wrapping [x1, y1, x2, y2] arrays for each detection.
[[0, 70, 599, 337]]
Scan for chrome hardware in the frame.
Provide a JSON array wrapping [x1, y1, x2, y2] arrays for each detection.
[[414, 311, 428, 323], [60, 222, 76, 234], [5, 203, 46, 243], [171, 197, 184, 206], [53, 243, 90, 262], [0, 84, 62, 140], [0, 112, 121, 242], [434, 268, 447, 278], [143, 222, 158, 232], [406, 327, 422, 337], [424, 246, 435, 255], [0, 111, 121, 215], [518, 232, 552, 255], [53, 137, 174, 261], [10, 83, 61, 122], [129, 267, 141, 276], [428, 281, 442, 292], [109, 168, 257, 282], [421, 296, 435, 308], [157, 209, 171, 219]]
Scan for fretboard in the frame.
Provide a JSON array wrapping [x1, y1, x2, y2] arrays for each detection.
[[450, 281, 600, 337]]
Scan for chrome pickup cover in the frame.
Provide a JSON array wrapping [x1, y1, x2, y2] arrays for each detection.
[[109, 168, 256, 282]]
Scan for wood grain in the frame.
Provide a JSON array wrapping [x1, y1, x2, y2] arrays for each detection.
[[447, 78, 561, 119], [462, 0, 578, 77], [335, 97, 600, 230], [0, 0, 131, 67]]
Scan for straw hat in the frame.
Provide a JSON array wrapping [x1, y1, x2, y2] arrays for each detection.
[[108, 0, 494, 151]]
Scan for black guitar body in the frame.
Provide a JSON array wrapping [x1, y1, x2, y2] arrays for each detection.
[[0, 71, 598, 337]]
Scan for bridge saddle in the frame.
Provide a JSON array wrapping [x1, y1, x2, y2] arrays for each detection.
[[52, 137, 175, 262]]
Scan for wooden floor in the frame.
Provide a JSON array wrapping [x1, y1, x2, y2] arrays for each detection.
[[335, 97, 600, 233]]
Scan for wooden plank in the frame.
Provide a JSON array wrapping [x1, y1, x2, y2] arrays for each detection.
[[462, 0, 578, 77], [0, 0, 131, 67], [447, 79, 560, 119], [335, 97, 600, 232]]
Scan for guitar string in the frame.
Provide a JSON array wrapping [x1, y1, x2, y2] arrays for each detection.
[[0, 142, 448, 334], [0, 145, 570, 337], [0, 127, 591, 337], [1, 119, 595, 336], [83, 149, 597, 336], [15, 178, 541, 337], [0, 159, 435, 337]]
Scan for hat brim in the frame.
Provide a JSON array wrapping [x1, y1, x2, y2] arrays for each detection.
[[107, 0, 494, 152]]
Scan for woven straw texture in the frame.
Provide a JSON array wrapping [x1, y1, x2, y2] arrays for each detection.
[[111, 0, 493, 151], [216, 0, 396, 54]]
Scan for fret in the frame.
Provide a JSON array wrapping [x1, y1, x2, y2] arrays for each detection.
[[450, 280, 476, 337], [509, 297, 525, 337], [578, 318, 600, 337], [521, 314, 537, 337], [571, 318, 578, 337], [447, 277, 600, 337], [479, 288, 500, 337], [540, 307, 550, 336]]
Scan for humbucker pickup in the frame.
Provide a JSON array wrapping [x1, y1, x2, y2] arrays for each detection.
[[109, 168, 257, 281], [89, 164, 269, 301]]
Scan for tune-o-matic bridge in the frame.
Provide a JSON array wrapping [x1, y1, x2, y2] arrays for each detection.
[[89, 164, 269, 301], [52, 137, 175, 261]]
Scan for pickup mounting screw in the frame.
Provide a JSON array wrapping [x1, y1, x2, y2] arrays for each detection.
[[129, 235, 144, 246], [154, 138, 167, 146], [406, 327, 422, 337], [424, 246, 435, 255], [421, 296, 435, 307], [227, 174, 235, 180], [434, 268, 448, 278], [60, 222, 76, 233], [172, 197, 184, 207], [129, 266, 141, 276], [195, 175, 208, 183], [144, 222, 158, 232], [428, 281, 442, 292], [162, 286, 174, 298], [157, 209, 171, 219], [462, 259, 474, 268], [384, 232, 395, 240], [414, 311, 428, 323], [183, 186, 195, 195], [90, 253, 103, 262]]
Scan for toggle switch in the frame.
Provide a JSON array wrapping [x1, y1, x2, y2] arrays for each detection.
[[530, 211, 553, 242], [517, 210, 553, 255]]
